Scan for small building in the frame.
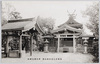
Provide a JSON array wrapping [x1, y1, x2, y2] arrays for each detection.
[[2, 18, 45, 58]]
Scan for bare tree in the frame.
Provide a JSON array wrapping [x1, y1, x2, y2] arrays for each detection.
[[9, 11, 22, 20], [2, 2, 22, 26]]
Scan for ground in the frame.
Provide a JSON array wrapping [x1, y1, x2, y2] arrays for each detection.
[[1, 51, 94, 63]]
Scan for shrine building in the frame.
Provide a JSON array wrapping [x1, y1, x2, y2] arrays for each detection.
[[2, 18, 45, 58], [49, 14, 94, 53]]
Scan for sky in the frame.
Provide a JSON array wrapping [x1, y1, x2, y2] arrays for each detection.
[[2, 1, 98, 35]]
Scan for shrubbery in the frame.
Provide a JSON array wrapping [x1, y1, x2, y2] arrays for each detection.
[[91, 41, 99, 63]]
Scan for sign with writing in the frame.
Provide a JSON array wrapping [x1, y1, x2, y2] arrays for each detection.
[[60, 35, 67, 37]]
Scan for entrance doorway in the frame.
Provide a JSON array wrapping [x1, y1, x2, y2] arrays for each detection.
[[22, 36, 30, 53], [60, 38, 73, 47], [60, 38, 73, 52]]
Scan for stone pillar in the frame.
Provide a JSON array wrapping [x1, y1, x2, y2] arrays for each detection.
[[19, 35, 22, 58], [73, 35, 76, 53], [57, 37, 60, 52]]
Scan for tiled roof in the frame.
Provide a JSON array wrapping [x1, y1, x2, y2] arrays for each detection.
[[58, 17, 83, 28], [51, 25, 82, 33], [51, 16, 83, 34], [80, 31, 93, 37], [2, 18, 36, 32]]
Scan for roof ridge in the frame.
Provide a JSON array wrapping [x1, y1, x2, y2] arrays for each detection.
[[8, 18, 34, 23], [58, 17, 82, 28], [66, 18, 82, 25]]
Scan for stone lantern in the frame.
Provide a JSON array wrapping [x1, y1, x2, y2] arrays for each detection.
[[82, 37, 88, 53], [84, 38, 88, 53], [44, 39, 49, 53]]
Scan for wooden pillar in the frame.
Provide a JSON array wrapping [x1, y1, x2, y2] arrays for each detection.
[[30, 35, 33, 56], [19, 35, 22, 58], [81, 37, 83, 45], [57, 37, 60, 52], [73, 35, 76, 53], [6, 36, 9, 57], [53, 38, 54, 47]]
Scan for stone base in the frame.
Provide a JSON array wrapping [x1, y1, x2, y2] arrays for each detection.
[[44, 51, 49, 53], [19, 53, 21, 58], [83, 52, 88, 54], [6, 53, 9, 57]]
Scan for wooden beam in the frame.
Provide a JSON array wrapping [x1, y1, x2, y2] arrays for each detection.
[[22, 34, 30, 36], [30, 35, 33, 56], [2, 34, 19, 36], [55, 33, 81, 36], [57, 37, 60, 52], [6, 36, 9, 57], [55, 37, 73, 38], [19, 35, 22, 58], [73, 35, 76, 53]]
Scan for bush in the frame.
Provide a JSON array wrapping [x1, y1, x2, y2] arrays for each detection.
[[91, 41, 99, 63]]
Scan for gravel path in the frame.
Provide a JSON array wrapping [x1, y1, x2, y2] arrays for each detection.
[[1, 51, 94, 63]]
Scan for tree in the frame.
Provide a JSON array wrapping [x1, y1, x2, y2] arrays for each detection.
[[83, 2, 99, 62], [9, 11, 22, 20], [37, 16, 55, 34], [2, 2, 22, 26], [83, 2, 99, 39], [2, 3, 13, 25]]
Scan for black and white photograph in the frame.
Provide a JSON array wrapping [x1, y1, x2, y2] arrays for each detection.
[[1, 0, 99, 63]]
